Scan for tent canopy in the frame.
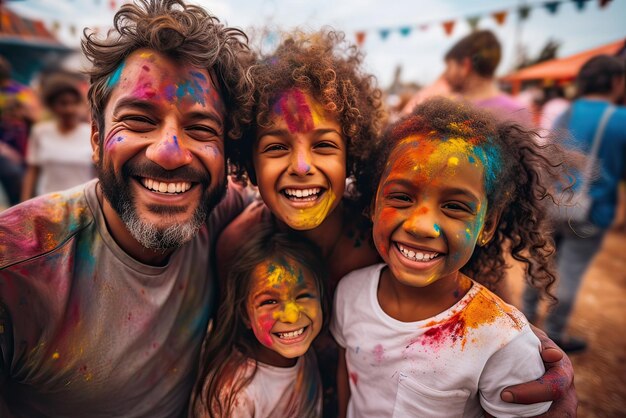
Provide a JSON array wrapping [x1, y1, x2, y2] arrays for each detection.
[[502, 38, 626, 94]]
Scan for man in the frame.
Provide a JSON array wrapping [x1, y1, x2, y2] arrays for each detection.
[[0, 0, 253, 415], [443, 30, 531, 124], [523, 55, 626, 353], [0, 1, 576, 416]]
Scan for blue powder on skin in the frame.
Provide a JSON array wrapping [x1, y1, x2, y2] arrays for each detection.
[[472, 140, 503, 195], [106, 61, 126, 90]]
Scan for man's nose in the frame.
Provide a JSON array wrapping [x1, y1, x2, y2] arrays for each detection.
[[146, 133, 193, 170]]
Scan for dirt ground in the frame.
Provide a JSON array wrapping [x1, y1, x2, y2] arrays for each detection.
[[508, 225, 626, 418]]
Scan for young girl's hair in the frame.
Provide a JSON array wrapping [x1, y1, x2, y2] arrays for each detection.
[[230, 29, 386, 213], [192, 224, 328, 417], [368, 97, 572, 299]]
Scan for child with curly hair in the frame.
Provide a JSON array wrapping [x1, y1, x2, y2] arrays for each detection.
[[331, 97, 570, 417], [191, 225, 327, 417], [215, 30, 576, 417]]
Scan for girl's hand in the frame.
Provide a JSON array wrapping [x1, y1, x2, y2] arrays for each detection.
[[500, 325, 577, 417]]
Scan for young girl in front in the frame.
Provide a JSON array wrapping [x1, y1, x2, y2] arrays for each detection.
[[331, 97, 569, 417], [191, 225, 327, 417], [219, 30, 574, 417]]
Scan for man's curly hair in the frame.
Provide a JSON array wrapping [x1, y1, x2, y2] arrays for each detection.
[[368, 97, 574, 300], [81, 0, 254, 156], [232, 29, 386, 211]]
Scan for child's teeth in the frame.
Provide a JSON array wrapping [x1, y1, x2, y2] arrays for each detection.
[[277, 327, 305, 339], [398, 244, 438, 262]]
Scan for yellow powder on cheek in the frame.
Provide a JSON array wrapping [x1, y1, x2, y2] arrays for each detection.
[[288, 188, 336, 230]]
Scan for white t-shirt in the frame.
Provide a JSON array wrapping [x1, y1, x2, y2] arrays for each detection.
[[26, 119, 94, 195], [195, 352, 322, 418], [330, 264, 551, 418]]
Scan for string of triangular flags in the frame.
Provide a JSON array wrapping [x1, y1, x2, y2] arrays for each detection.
[[353, 0, 613, 46], [46, 0, 129, 38]]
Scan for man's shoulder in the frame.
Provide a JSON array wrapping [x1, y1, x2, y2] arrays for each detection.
[[0, 182, 95, 269]]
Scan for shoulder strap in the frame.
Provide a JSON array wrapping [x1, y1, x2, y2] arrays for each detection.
[[579, 104, 616, 194]]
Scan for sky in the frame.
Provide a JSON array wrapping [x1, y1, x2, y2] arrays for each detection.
[[8, 0, 626, 88]]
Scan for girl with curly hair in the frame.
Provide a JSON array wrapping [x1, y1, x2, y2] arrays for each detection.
[[331, 97, 570, 417]]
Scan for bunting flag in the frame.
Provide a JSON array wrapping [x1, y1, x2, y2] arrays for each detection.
[[379, 28, 391, 40], [466, 16, 480, 31], [518, 5, 532, 20], [399, 26, 412, 37], [355, 31, 366, 46], [418, 23, 429, 31], [544, 1, 561, 15], [599, 0, 613, 8], [110, 0, 116, 10], [492, 11, 508, 26], [442, 20, 455, 36], [573, 0, 591, 10]]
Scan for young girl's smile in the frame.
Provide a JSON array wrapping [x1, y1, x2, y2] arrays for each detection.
[[246, 257, 323, 367], [253, 88, 346, 230], [372, 136, 491, 288]]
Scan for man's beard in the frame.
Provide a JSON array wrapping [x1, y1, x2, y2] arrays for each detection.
[[97, 158, 226, 252]]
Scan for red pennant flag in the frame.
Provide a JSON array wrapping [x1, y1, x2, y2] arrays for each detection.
[[599, 0, 613, 8], [110, 0, 116, 10], [492, 11, 508, 26], [355, 31, 366, 46], [442, 20, 455, 36], [419, 23, 429, 31]]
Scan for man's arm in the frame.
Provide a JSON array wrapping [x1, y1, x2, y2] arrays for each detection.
[[501, 325, 577, 417], [0, 302, 13, 416]]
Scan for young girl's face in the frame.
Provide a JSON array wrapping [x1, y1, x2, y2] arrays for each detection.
[[246, 256, 323, 366], [253, 88, 346, 230], [372, 136, 490, 288]]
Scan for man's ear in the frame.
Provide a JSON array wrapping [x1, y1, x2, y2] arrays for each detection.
[[462, 56, 473, 76], [91, 122, 101, 165], [477, 209, 501, 247]]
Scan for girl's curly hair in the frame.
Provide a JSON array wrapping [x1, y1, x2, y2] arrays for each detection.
[[231, 29, 386, 211], [81, 0, 254, 156], [368, 97, 575, 301]]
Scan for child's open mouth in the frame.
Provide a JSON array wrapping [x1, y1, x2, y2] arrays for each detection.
[[274, 326, 308, 340], [396, 243, 441, 262], [281, 187, 323, 203]]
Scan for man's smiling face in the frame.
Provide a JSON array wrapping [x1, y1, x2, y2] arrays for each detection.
[[93, 49, 227, 251]]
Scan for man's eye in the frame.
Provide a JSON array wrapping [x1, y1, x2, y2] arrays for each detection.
[[259, 299, 278, 307], [122, 116, 154, 130], [186, 125, 220, 140]]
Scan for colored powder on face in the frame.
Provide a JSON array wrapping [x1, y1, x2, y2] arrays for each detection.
[[106, 61, 126, 89], [190, 71, 207, 81], [296, 149, 311, 173], [142, 65, 150, 72], [465, 228, 472, 241], [448, 156, 459, 166], [287, 187, 336, 230], [275, 89, 314, 133], [274, 301, 301, 323], [433, 223, 441, 236]]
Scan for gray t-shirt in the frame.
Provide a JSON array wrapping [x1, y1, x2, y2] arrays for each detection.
[[0, 179, 247, 417]]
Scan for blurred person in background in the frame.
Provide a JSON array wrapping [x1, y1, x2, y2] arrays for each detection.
[[539, 83, 570, 132], [21, 74, 93, 200], [523, 54, 626, 353], [443, 30, 531, 125], [0, 56, 37, 207]]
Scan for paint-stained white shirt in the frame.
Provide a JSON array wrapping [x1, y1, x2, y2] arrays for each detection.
[[330, 264, 551, 418]]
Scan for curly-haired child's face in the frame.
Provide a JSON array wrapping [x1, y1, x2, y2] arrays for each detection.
[[253, 89, 346, 230], [372, 136, 494, 288], [246, 257, 322, 367]]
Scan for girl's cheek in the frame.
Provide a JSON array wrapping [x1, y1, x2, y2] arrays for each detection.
[[252, 312, 276, 347]]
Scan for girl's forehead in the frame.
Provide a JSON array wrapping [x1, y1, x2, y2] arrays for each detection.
[[251, 257, 309, 289]]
